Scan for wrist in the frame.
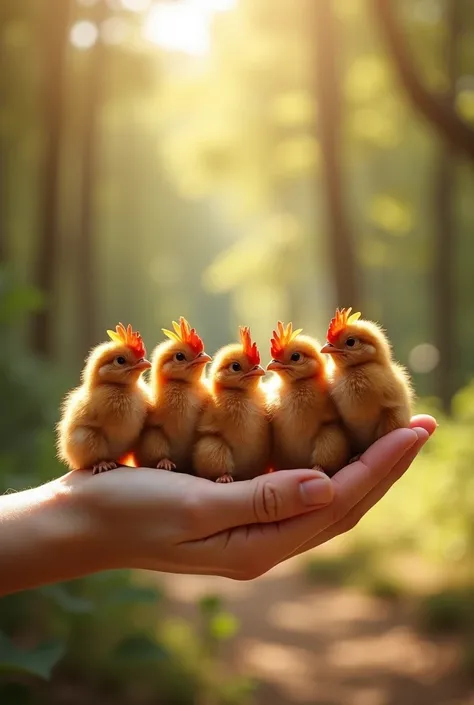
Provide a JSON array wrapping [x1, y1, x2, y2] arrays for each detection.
[[54, 471, 128, 573], [0, 472, 121, 595]]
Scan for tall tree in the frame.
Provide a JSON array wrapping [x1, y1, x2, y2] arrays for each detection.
[[31, 0, 71, 356], [372, 0, 474, 162], [433, 0, 462, 411], [310, 0, 360, 308], [76, 0, 107, 353], [0, 5, 11, 265], [0, 99, 6, 264]]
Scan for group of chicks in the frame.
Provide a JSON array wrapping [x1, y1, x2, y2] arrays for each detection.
[[57, 309, 413, 482]]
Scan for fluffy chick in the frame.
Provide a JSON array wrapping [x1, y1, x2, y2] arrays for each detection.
[[321, 308, 414, 457], [57, 323, 151, 474], [193, 327, 271, 483], [267, 322, 350, 476], [135, 317, 211, 472]]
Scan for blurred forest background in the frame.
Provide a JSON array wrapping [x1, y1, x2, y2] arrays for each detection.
[[1, 0, 474, 703]]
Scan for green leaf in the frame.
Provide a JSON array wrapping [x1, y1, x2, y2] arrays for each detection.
[[0, 632, 66, 680], [113, 635, 168, 665], [39, 584, 95, 614], [198, 594, 222, 616], [105, 585, 164, 608], [209, 612, 239, 641]]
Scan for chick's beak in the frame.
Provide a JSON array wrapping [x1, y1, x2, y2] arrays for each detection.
[[245, 365, 266, 378], [267, 360, 287, 371], [189, 353, 212, 367], [320, 343, 342, 355], [133, 358, 152, 371]]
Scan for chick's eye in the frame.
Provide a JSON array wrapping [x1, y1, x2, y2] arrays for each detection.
[[231, 362, 241, 372], [175, 352, 186, 362], [346, 337, 357, 348], [116, 356, 127, 365], [291, 352, 301, 362]]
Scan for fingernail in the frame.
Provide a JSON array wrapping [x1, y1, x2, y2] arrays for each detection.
[[412, 427, 430, 443], [300, 477, 334, 506]]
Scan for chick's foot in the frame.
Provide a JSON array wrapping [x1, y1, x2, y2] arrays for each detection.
[[216, 473, 233, 483], [157, 458, 176, 471], [92, 460, 118, 475]]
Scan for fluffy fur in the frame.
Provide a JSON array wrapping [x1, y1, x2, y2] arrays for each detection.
[[267, 331, 350, 476], [135, 334, 211, 472], [57, 335, 151, 474], [193, 332, 271, 483], [321, 313, 414, 456]]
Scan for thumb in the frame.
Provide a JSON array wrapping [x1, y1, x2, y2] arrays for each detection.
[[201, 469, 335, 535]]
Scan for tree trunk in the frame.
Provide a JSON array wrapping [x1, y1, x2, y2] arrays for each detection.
[[77, 1, 107, 353], [31, 0, 71, 356], [311, 0, 359, 309], [0, 140, 6, 265], [0, 13, 7, 265], [372, 0, 474, 163], [433, 0, 461, 412]]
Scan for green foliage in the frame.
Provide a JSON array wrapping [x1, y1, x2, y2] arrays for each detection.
[[199, 593, 241, 659], [0, 277, 44, 325], [208, 612, 239, 642], [305, 545, 375, 587], [419, 589, 474, 635], [113, 634, 168, 665], [0, 683, 32, 705], [0, 273, 58, 487], [0, 632, 65, 680], [361, 574, 405, 602]]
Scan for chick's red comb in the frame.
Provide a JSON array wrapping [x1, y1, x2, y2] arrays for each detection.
[[327, 308, 361, 343], [270, 321, 303, 359], [162, 317, 204, 355], [239, 326, 260, 367], [107, 323, 146, 358]]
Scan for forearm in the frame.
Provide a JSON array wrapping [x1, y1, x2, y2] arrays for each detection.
[[0, 472, 119, 596]]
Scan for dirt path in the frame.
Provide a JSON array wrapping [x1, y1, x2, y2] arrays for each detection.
[[159, 558, 474, 705]]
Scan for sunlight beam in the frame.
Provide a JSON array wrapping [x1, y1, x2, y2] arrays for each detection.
[[143, 0, 238, 56], [143, 2, 210, 56]]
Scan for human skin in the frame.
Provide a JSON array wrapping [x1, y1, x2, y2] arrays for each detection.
[[0, 415, 435, 596]]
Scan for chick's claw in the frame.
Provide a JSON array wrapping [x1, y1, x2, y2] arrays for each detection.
[[92, 460, 118, 475], [156, 459, 176, 471], [349, 455, 361, 465], [216, 473, 233, 484]]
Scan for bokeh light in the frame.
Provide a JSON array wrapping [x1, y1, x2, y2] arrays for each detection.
[[190, 0, 238, 10], [69, 20, 99, 50], [121, 0, 151, 12], [143, 2, 211, 55], [409, 343, 440, 373], [100, 16, 128, 45]]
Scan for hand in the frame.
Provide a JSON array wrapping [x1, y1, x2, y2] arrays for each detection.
[[77, 414, 436, 580]]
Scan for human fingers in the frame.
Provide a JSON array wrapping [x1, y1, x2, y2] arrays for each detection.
[[409, 414, 437, 435], [286, 425, 432, 559], [185, 469, 334, 539], [177, 428, 418, 578]]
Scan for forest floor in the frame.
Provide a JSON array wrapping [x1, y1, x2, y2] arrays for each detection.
[[159, 556, 474, 705]]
